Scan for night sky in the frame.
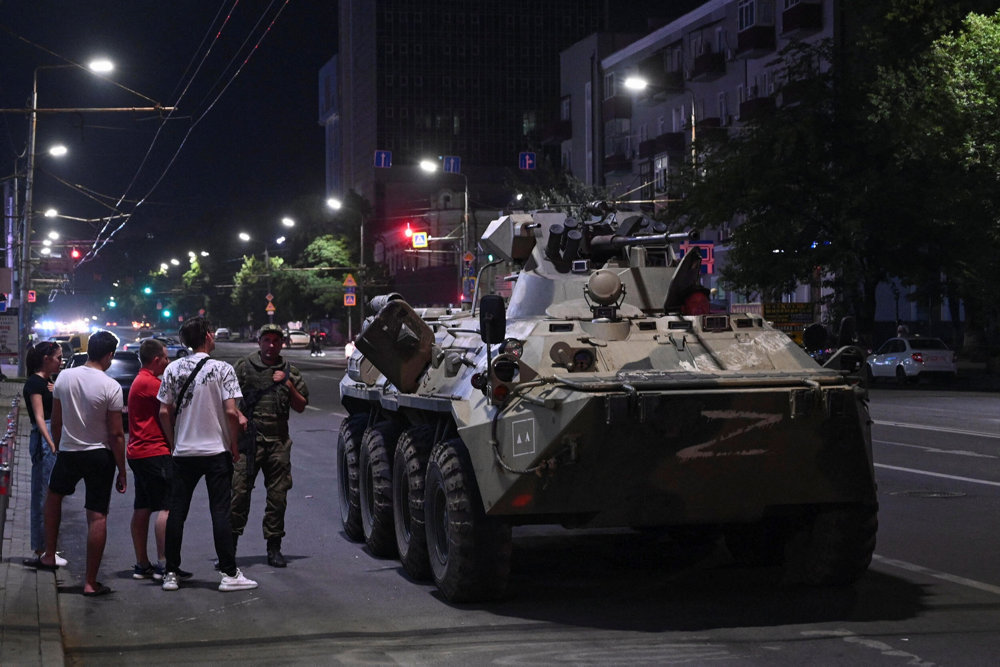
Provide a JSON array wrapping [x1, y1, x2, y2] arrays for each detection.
[[1, 1, 338, 316]]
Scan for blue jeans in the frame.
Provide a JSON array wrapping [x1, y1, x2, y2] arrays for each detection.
[[29, 423, 57, 553]]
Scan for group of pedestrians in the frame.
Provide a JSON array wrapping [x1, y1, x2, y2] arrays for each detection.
[[22, 318, 308, 596]]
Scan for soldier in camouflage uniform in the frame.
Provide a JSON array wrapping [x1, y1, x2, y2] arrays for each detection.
[[231, 323, 308, 567]]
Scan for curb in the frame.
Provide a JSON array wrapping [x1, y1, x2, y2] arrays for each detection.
[[0, 382, 65, 666]]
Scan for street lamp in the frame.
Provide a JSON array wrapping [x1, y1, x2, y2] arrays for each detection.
[[623, 74, 696, 168], [327, 196, 366, 337], [239, 229, 287, 324], [419, 158, 470, 303], [17, 59, 112, 376]]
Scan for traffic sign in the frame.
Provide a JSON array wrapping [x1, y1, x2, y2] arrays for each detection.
[[27, 290, 36, 303], [443, 156, 461, 173], [344, 293, 357, 307], [679, 241, 715, 274], [463, 251, 475, 263], [343, 274, 357, 287], [518, 151, 536, 170], [265, 292, 274, 301], [412, 231, 428, 248], [265, 302, 276, 313], [374, 150, 392, 168]]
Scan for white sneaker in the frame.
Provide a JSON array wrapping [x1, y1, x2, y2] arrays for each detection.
[[162, 572, 179, 591], [219, 568, 258, 592]]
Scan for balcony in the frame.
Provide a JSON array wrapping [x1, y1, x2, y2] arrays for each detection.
[[689, 50, 725, 82], [736, 25, 776, 59], [739, 95, 775, 121], [603, 94, 632, 120], [603, 152, 632, 174], [638, 132, 685, 159], [782, 1, 823, 37], [696, 116, 729, 142]]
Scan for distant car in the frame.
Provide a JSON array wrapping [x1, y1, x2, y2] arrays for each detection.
[[285, 330, 310, 347], [122, 336, 189, 359], [215, 327, 231, 341], [865, 337, 957, 384], [67, 350, 142, 428]]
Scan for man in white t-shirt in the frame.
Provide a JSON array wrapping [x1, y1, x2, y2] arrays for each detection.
[[157, 317, 257, 592], [40, 330, 127, 597]]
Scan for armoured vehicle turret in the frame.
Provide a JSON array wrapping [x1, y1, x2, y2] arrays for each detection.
[[338, 207, 877, 602]]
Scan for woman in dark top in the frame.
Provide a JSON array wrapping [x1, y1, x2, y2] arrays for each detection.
[[22, 341, 68, 566]]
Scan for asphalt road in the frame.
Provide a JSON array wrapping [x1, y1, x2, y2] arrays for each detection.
[[47, 350, 1000, 665]]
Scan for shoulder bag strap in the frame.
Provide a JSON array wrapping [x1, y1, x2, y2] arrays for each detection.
[[174, 357, 210, 418]]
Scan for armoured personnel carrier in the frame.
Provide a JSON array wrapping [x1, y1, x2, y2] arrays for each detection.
[[338, 207, 877, 602]]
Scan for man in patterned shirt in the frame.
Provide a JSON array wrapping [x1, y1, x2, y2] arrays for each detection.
[[157, 317, 257, 592]]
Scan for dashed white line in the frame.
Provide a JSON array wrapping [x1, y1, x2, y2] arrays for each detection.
[[872, 420, 1000, 439]]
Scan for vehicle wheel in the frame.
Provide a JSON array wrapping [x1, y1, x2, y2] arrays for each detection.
[[724, 518, 793, 566], [425, 438, 512, 602], [359, 420, 402, 557], [337, 413, 368, 542], [895, 366, 909, 385], [864, 364, 875, 386], [782, 504, 878, 586], [393, 425, 436, 580]]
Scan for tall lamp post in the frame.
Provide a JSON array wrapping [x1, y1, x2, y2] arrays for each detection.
[[327, 197, 365, 337], [419, 158, 470, 303], [6, 57, 175, 376], [239, 219, 292, 324]]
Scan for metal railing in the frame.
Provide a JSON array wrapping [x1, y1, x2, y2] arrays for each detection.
[[0, 397, 20, 556]]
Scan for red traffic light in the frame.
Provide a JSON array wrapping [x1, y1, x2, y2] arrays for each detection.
[[404, 222, 413, 238], [69, 247, 81, 259]]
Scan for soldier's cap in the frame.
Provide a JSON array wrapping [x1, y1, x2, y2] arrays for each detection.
[[257, 324, 285, 340]]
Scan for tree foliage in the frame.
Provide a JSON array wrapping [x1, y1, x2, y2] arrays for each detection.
[[669, 2, 1000, 345]]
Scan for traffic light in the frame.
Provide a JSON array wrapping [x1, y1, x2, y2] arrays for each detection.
[[162, 309, 172, 318], [107, 297, 117, 308], [404, 222, 413, 240], [142, 286, 152, 295], [69, 247, 81, 260]]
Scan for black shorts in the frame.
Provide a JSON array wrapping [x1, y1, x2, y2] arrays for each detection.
[[128, 455, 173, 511], [48, 449, 116, 515]]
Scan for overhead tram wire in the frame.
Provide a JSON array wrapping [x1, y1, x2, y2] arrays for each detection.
[[83, 1, 292, 265]]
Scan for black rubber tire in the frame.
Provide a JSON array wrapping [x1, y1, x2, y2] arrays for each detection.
[[864, 364, 875, 386], [337, 413, 368, 542], [360, 420, 402, 558], [782, 505, 878, 586], [424, 438, 512, 602], [895, 366, 909, 385], [392, 425, 436, 580], [724, 518, 793, 566]]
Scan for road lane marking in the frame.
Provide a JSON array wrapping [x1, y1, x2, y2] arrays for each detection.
[[875, 463, 1000, 487], [872, 554, 1000, 597], [872, 420, 1000, 439], [874, 439, 997, 459]]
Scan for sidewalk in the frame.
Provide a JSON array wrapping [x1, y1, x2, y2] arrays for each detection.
[[0, 379, 65, 666]]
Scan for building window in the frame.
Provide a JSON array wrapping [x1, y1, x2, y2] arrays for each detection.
[[561, 96, 571, 121], [672, 106, 685, 133], [654, 155, 669, 193], [739, 0, 775, 31], [718, 92, 728, 125], [603, 72, 617, 99]]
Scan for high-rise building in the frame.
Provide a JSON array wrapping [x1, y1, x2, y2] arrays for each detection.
[[320, 0, 704, 304]]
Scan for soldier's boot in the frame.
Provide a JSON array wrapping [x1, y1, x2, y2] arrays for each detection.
[[267, 538, 287, 568]]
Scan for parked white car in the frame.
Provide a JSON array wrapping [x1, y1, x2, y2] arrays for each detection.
[[865, 337, 957, 384], [285, 330, 311, 347], [214, 327, 231, 340]]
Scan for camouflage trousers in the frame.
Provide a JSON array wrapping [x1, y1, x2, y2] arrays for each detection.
[[230, 436, 292, 541]]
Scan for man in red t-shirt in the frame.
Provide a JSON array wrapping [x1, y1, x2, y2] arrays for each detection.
[[126, 339, 173, 580]]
